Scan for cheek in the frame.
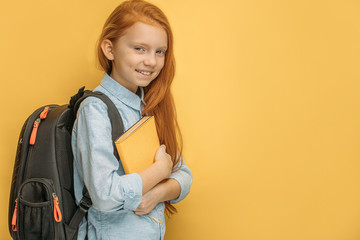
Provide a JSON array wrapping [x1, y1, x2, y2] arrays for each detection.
[[123, 52, 140, 68], [158, 58, 165, 70]]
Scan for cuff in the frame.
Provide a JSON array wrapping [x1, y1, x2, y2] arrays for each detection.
[[120, 173, 143, 210], [168, 170, 191, 204]]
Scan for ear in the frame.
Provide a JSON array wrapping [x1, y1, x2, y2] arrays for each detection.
[[101, 39, 115, 61]]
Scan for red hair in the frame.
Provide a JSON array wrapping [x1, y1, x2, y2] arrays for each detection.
[[96, 0, 182, 215]]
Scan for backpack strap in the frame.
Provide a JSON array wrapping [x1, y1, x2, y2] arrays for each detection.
[[72, 88, 124, 143], [66, 87, 124, 240]]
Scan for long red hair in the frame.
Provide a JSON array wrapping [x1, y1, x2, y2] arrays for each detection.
[[96, 0, 182, 215]]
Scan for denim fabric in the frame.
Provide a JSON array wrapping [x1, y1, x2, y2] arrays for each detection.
[[72, 73, 193, 240]]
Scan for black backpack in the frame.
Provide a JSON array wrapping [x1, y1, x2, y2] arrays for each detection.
[[8, 87, 124, 240]]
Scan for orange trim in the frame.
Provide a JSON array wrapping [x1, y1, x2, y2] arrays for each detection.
[[29, 119, 40, 145], [148, 214, 165, 225], [11, 200, 17, 231], [40, 106, 49, 119], [53, 196, 62, 222]]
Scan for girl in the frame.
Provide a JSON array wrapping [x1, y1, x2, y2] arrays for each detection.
[[71, 0, 192, 239]]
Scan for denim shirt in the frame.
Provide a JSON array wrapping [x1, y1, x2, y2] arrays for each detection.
[[72, 73, 193, 240]]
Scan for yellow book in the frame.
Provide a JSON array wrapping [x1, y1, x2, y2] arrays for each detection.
[[115, 116, 160, 174]]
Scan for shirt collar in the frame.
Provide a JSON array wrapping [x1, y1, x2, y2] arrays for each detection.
[[100, 73, 145, 111]]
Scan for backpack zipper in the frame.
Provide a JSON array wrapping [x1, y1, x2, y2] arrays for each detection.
[[11, 200, 18, 231], [29, 118, 41, 145], [52, 193, 62, 222], [29, 106, 49, 145]]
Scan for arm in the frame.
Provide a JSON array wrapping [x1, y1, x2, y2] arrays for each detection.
[[74, 98, 171, 212], [168, 157, 193, 204], [134, 157, 193, 215], [134, 179, 180, 215]]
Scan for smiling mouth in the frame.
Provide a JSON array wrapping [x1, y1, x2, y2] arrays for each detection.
[[135, 69, 153, 76]]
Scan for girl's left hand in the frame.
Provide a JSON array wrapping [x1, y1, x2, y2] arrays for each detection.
[[134, 185, 163, 215]]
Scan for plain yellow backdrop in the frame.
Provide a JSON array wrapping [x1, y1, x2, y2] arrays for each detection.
[[1, 0, 360, 239]]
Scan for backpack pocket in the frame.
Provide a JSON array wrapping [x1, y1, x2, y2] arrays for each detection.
[[13, 178, 62, 240]]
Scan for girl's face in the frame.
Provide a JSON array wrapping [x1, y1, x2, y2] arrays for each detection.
[[103, 22, 168, 93]]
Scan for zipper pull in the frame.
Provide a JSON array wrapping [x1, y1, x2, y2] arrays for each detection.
[[53, 193, 62, 222], [11, 200, 18, 231], [40, 106, 49, 119], [29, 118, 41, 145]]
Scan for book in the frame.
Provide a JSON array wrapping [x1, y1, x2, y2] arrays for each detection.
[[115, 116, 160, 174]]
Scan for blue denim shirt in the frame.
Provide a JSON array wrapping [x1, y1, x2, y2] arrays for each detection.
[[72, 73, 193, 240]]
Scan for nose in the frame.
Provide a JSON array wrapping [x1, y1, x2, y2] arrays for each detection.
[[143, 52, 156, 67]]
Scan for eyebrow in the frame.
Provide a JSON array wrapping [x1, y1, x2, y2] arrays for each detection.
[[132, 42, 167, 49]]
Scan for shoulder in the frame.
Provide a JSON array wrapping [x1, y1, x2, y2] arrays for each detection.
[[74, 96, 113, 128], [78, 96, 109, 115], [74, 96, 112, 133]]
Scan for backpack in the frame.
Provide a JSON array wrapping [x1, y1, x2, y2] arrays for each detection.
[[8, 87, 124, 240]]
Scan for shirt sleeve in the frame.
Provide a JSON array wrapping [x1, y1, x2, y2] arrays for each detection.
[[73, 97, 143, 212], [168, 156, 193, 204]]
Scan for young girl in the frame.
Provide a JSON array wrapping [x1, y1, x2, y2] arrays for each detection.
[[71, 0, 192, 239]]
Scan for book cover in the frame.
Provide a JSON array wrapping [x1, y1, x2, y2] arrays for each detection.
[[115, 116, 160, 174]]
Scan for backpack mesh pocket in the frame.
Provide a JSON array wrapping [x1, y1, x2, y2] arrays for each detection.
[[17, 179, 56, 240]]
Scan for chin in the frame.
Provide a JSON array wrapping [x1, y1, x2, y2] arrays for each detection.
[[137, 79, 154, 88]]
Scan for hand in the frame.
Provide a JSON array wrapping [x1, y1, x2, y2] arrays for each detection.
[[138, 145, 173, 195], [154, 145, 173, 179], [134, 185, 162, 215]]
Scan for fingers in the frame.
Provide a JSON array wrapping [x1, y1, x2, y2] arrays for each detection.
[[134, 201, 147, 215], [134, 208, 149, 215], [134, 210, 145, 215], [159, 144, 166, 152], [154, 144, 173, 179], [155, 145, 168, 160]]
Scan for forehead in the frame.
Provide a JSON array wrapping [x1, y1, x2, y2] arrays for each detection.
[[120, 22, 168, 48]]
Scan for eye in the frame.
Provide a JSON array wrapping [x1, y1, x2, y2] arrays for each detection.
[[156, 50, 166, 55], [135, 47, 144, 52]]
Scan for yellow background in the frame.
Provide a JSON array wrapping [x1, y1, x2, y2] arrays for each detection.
[[1, 0, 360, 239]]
